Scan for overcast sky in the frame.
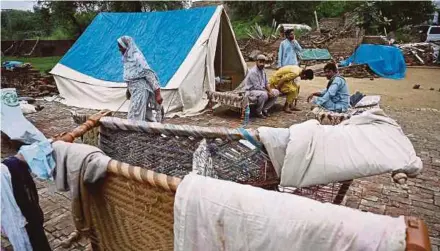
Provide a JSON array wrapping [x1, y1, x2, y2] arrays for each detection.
[[1, 1, 36, 11]]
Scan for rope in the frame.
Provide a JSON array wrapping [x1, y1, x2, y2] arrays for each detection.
[[237, 128, 262, 149]]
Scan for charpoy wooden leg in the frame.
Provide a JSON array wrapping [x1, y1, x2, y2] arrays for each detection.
[[333, 180, 353, 205]]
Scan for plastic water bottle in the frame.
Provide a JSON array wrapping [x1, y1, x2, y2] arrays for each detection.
[[243, 105, 250, 127]]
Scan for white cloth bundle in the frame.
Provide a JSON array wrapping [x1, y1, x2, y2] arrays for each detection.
[[174, 174, 406, 251], [1, 88, 46, 144], [258, 108, 422, 187]]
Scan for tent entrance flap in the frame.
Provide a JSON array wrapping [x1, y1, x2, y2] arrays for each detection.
[[214, 11, 246, 92]]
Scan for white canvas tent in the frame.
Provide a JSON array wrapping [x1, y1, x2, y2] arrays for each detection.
[[50, 5, 247, 116]]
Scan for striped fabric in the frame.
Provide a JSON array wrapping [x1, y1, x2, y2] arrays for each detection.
[[207, 91, 250, 109], [107, 159, 181, 192], [99, 117, 260, 141], [309, 105, 381, 125]]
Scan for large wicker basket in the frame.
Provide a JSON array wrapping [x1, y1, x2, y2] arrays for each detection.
[[54, 111, 429, 251]]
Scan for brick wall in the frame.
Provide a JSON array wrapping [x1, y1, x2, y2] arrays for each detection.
[[1, 39, 75, 57]]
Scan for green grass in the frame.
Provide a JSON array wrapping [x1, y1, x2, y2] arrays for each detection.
[[1, 56, 62, 74]]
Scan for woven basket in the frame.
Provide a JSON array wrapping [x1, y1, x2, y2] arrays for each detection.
[[87, 161, 178, 251], [53, 112, 427, 250]]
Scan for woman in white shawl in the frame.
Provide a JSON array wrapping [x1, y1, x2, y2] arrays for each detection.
[[117, 36, 163, 122]]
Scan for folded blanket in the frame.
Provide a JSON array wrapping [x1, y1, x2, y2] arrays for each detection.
[[174, 174, 406, 251], [52, 141, 111, 234], [259, 108, 422, 187]]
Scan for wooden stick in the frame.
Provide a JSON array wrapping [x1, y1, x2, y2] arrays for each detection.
[[314, 11, 320, 33], [51, 109, 112, 143]]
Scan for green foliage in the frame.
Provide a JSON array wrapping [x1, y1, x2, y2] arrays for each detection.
[[1, 56, 62, 74], [228, 1, 435, 35], [316, 1, 361, 18], [1, 1, 186, 41], [232, 18, 272, 40], [1, 9, 48, 40], [228, 2, 320, 25], [39, 27, 74, 40]]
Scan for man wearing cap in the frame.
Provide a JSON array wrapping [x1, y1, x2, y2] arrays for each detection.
[[244, 54, 279, 118], [278, 29, 303, 68]]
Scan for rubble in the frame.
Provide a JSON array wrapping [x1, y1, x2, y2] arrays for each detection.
[[413, 84, 421, 89], [1, 66, 58, 98], [238, 38, 280, 66], [397, 43, 440, 66], [316, 64, 379, 79], [239, 12, 363, 69]]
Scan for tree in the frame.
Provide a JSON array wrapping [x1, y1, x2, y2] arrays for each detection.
[[351, 1, 435, 34], [376, 1, 436, 30], [228, 1, 320, 25], [1, 9, 45, 40], [316, 1, 361, 18], [35, 1, 186, 38]]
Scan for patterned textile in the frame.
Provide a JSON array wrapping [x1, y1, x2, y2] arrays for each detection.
[[118, 36, 161, 122], [192, 139, 216, 178], [309, 104, 380, 125], [99, 117, 260, 142], [118, 35, 158, 85], [207, 91, 249, 109]]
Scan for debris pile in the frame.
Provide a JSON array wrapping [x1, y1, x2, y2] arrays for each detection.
[[238, 38, 281, 65], [1, 66, 58, 97], [300, 13, 361, 50], [316, 64, 379, 79], [397, 43, 440, 66]]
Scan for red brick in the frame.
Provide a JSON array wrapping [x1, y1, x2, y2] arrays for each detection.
[[344, 197, 360, 209], [435, 196, 440, 206], [385, 206, 410, 216], [431, 237, 440, 246], [412, 200, 439, 211], [389, 195, 411, 205], [415, 182, 440, 192], [411, 206, 436, 217], [409, 194, 434, 204], [359, 204, 386, 215]]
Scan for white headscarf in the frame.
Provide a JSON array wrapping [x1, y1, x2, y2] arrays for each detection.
[[117, 36, 152, 81]]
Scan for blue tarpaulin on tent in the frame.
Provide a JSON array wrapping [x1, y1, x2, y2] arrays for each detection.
[[339, 44, 406, 80], [59, 7, 217, 87]]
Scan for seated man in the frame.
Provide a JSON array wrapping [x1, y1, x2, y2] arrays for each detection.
[[244, 55, 279, 119], [307, 62, 350, 112], [268, 65, 314, 113]]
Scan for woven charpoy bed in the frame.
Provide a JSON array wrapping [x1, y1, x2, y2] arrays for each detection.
[[56, 111, 430, 250], [306, 95, 382, 125]]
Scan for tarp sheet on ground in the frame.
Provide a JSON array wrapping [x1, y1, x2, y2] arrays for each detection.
[[339, 44, 406, 79], [50, 6, 247, 116], [299, 49, 332, 61]]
